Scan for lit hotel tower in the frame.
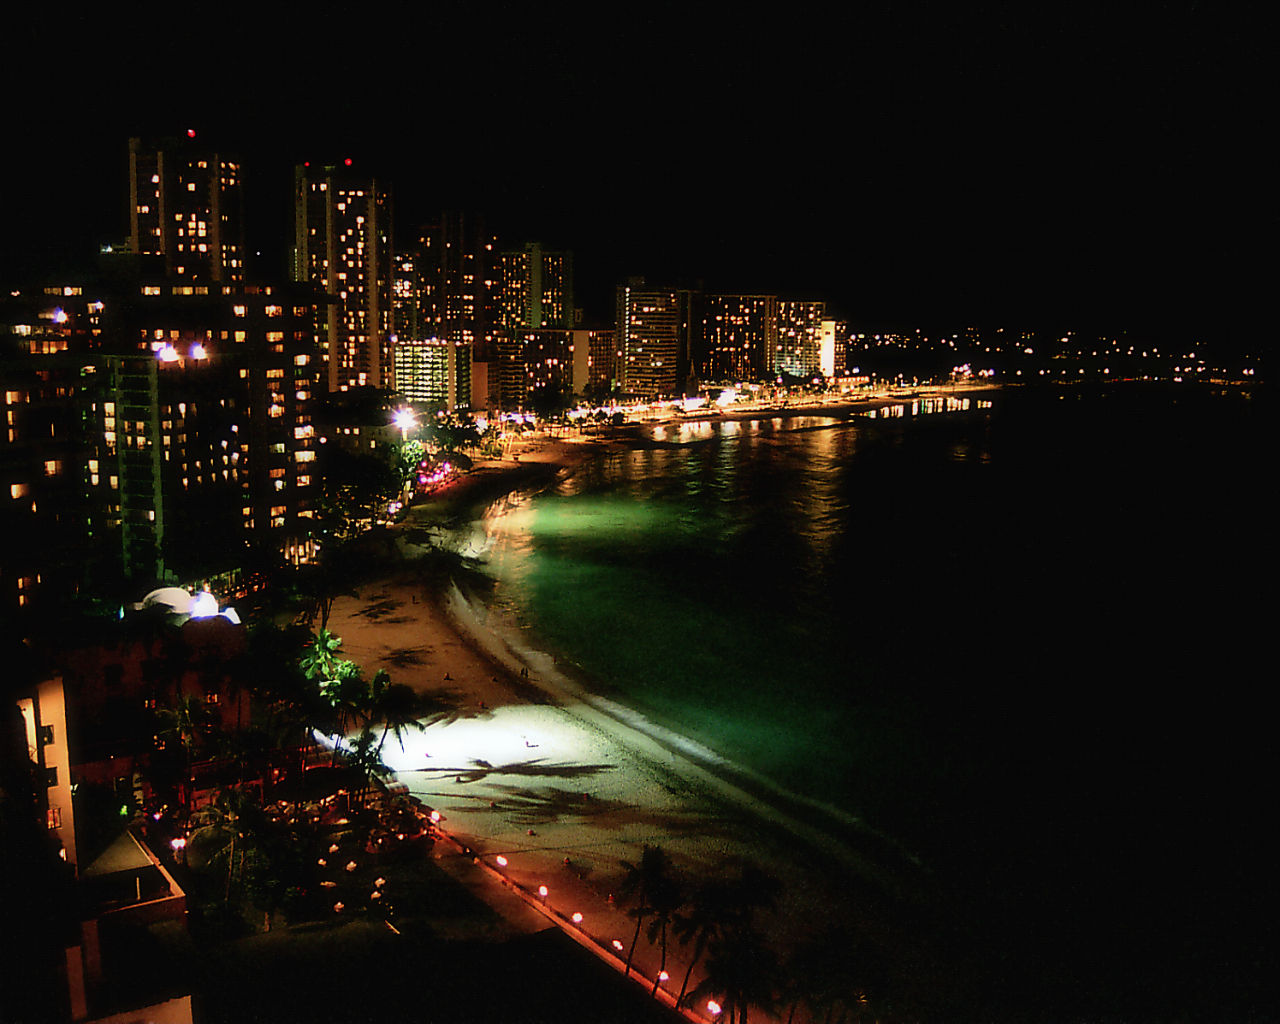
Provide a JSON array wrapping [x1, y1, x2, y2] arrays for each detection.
[[700, 294, 778, 382], [126, 134, 245, 281], [293, 163, 392, 392], [497, 243, 575, 331], [616, 280, 681, 399], [775, 299, 827, 377]]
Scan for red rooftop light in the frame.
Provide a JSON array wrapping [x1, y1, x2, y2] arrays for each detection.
[[344, 157, 353, 166], [187, 129, 196, 138]]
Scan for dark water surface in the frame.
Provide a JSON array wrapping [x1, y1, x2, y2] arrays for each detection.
[[474, 385, 1272, 1021]]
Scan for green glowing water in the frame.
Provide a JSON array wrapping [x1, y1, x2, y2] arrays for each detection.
[[462, 386, 1269, 1019]]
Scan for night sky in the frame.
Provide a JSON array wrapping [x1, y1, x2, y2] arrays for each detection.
[[3, 3, 1267, 347]]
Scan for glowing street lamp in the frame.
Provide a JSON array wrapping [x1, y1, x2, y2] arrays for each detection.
[[393, 408, 416, 441]]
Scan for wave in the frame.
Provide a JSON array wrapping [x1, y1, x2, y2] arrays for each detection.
[[440, 559, 930, 892]]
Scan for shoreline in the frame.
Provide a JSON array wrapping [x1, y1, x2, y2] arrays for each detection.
[[326, 392, 1008, 1017], [327, 380, 1268, 1022], [329, 571, 955, 1022]]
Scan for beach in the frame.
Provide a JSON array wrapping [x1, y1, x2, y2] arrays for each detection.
[[325, 408, 975, 1022]]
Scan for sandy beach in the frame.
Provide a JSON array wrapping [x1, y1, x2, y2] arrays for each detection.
[[327, 397, 990, 1021]]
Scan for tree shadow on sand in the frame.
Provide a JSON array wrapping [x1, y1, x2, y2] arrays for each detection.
[[432, 784, 729, 838], [380, 644, 432, 668], [353, 597, 402, 621], [415, 757, 615, 785]]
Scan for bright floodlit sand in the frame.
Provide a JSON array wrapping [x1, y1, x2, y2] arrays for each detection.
[[329, 404, 974, 1018]]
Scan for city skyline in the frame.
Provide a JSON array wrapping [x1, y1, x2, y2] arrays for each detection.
[[2, 5, 1265, 349]]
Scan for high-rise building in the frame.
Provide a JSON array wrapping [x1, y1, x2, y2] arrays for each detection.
[[616, 281, 681, 399], [293, 164, 392, 392], [392, 337, 471, 412], [775, 299, 827, 377], [391, 250, 424, 343], [573, 328, 615, 396], [496, 329, 576, 409], [700, 294, 778, 382], [1, 277, 319, 602], [0, 286, 99, 616], [101, 281, 319, 582], [127, 135, 245, 282], [492, 243, 576, 407], [831, 318, 852, 377], [497, 243, 575, 331], [415, 212, 500, 358]]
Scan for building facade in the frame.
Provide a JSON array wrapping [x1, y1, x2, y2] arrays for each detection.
[[392, 337, 471, 412], [293, 164, 392, 392], [414, 212, 500, 358], [1, 277, 319, 608], [127, 135, 245, 283], [775, 299, 827, 377], [616, 282, 681, 399], [700, 294, 778, 382], [496, 243, 575, 332]]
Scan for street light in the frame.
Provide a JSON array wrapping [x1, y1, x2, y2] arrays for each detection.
[[393, 408, 415, 442]]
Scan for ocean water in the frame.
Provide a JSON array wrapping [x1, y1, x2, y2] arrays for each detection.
[[468, 385, 1271, 1020]]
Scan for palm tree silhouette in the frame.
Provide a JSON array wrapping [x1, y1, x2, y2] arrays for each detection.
[[677, 861, 783, 1022], [688, 926, 779, 1024], [368, 670, 453, 755], [673, 876, 735, 1006], [645, 863, 687, 996], [347, 728, 392, 809], [618, 844, 672, 978]]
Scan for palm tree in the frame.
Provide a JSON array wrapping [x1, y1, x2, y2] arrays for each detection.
[[300, 628, 347, 686], [369, 674, 420, 755], [347, 728, 392, 809], [673, 877, 728, 1006], [189, 786, 266, 907], [645, 864, 687, 996], [258, 652, 331, 775], [783, 928, 893, 1024], [675, 862, 781, 1008], [157, 692, 215, 754], [323, 663, 372, 763], [294, 561, 358, 632], [152, 693, 217, 809], [368, 671, 458, 756], [618, 844, 671, 978], [688, 926, 780, 1024]]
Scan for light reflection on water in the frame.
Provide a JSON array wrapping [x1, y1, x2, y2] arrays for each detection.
[[453, 385, 1269, 1021], [466, 385, 1263, 875], [471, 404, 979, 830]]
